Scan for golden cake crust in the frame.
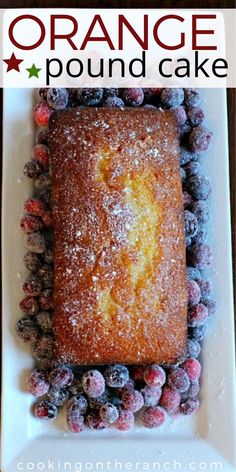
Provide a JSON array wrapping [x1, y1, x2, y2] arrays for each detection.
[[50, 107, 187, 365]]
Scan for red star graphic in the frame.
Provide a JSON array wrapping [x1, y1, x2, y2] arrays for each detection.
[[3, 52, 23, 72]]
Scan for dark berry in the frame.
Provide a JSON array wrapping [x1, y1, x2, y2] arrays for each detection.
[[38, 189, 51, 207], [38, 264, 53, 288], [20, 296, 39, 315], [35, 311, 53, 333], [141, 385, 162, 407], [167, 368, 190, 393], [198, 279, 213, 298], [67, 395, 88, 415], [184, 161, 201, 179], [28, 369, 49, 396], [67, 407, 84, 433], [23, 253, 41, 272], [68, 379, 84, 396], [184, 89, 201, 108], [21, 215, 43, 233], [34, 173, 51, 191], [85, 411, 108, 430], [67, 88, 79, 107], [161, 88, 184, 108], [189, 200, 210, 224], [41, 211, 53, 228], [143, 88, 162, 101], [36, 129, 49, 145], [180, 167, 186, 182], [130, 365, 145, 382], [103, 88, 119, 98], [142, 406, 166, 429], [160, 386, 181, 413], [26, 232, 46, 254], [47, 88, 69, 110], [181, 358, 201, 381], [189, 126, 213, 153], [180, 147, 198, 166], [183, 191, 192, 207], [99, 403, 119, 423], [187, 243, 213, 269], [187, 303, 208, 327], [33, 400, 57, 420], [144, 365, 166, 388], [187, 175, 212, 201], [170, 106, 187, 125], [47, 386, 69, 406], [188, 323, 208, 341], [180, 123, 192, 141], [23, 275, 42, 296], [77, 88, 103, 106], [32, 335, 53, 361], [201, 297, 216, 318], [104, 365, 129, 388], [186, 267, 201, 282], [181, 381, 200, 400], [103, 96, 124, 108], [24, 160, 42, 179], [42, 248, 54, 265], [24, 198, 46, 217], [122, 88, 144, 107], [122, 389, 144, 412], [39, 88, 48, 99], [82, 370, 105, 398], [188, 280, 201, 306], [49, 366, 74, 389], [34, 101, 52, 127], [184, 210, 198, 238], [180, 397, 199, 415], [88, 390, 111, 409], [187, 338, 201, 358], [16, 317, 38, 343], [39, 289, 53, 310], [114, 408, 134, 431], [32, 144, 49, 171], [187, 107, 204, 126], [192, 227, 208, 245]]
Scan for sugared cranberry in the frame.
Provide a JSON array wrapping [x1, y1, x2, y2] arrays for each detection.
[[85, 411, 108, 430], [28, 368, 49, 396], [20, 296, 39, 315], [187, 175, 212, 201], [144, 365, 166, 388], [184, 89, 201, 108], [77, 88, 103, 106], [141, 385, 162, 407], [67, 407, 84, 433], [32, 144, 49, 171], [103, 88, 119, 98], [184, 210, 198, 239], [49, 366, 74, 389], [180, 147, 198, 166], [47, 386, 69, 406], [32, 335, 53, 361], [23, 274, 42, 297], [181, 358, 201, 381], [114, 408, 134, 431], [99, 403, 119, 423], [189, 126, 213, 153], [82, 370, 105, 398], [189, 200, 210, 225], [24, 160, 42, 179], [47, 88, 69, 110], [143, 88, 162, 102], [21, 215, 43, 233], [181, 381, 200, 400], [142, 406, 166, 428], [35, 311, 53, 333], [42, 247, 54, 265], [38, 264, 53, 288], [35, 173, 51, 191], [188, 280, 201, 306], [23, 252, 41, 272], [187, 107, 204, 126], [88, 390, 111, 409], [201, 297, 216, 318], [180, 397, 200, 415], [122, 88, 144, 107], [41, 211, 53, 228], [34, 101, 52, 127], [24, 198, 46, 217], [104, 365, 129, 388], [170, 106, 187, 125], [187, 338, 201, 358], [16, 317, 38, 343], [198, 279, 213, 298], [187, 243, 213, 269], [33, 399, 57, 420], [122, 389, 144, 412], [188, 323, 208, 341], [160, 386, 181, 413], [161, 88, 184, 108], [167, 368, 190, 393], [67, 395, 88, 415], [103, 97, 124, 108], [39, 289, 54, 310], [188, 303, 208, 327], [184, 161, 201, 179], [26, 232, 46, 254]]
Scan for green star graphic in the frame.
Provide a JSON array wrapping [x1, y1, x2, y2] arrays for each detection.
[[26, 63, 41, 78]]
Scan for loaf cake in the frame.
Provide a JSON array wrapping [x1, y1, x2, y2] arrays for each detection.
[[49, 107, 187, 365]]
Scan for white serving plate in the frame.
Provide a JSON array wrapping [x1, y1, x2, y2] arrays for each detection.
[[1, 88, 236, 472]]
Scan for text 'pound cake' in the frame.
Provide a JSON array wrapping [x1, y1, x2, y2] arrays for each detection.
[[49, 107, 188, 365]]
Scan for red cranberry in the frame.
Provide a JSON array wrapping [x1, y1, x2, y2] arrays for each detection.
[[130, 365, 145, 382], [23, 275, 42, 296], [122, 389, 144, 413], [201, 297, 216, 318], [67, 407, 84, 433], [33, 399, 57, 420], [189, 126, 213, 153], [170, 106, 187, 126], [180, 397, 200, 415], [85, 411, 108, 430], [114, 408, 134, 431], [99, 403, 119, 424], [184, 89, 201, 108], [188, 280, 201, 306], [24, 198, 46, 217], [160, 386, 181, 413], [16, 317, 38, 343], [141, 385, 162, 407], [167, 368, 190, 393], [187, 107, 204, 127], [28, 368, 49, 396], [24, 160, 42, 179], [49, 366, 74, 389], [32, 144, 49, 171], [67, 395, 88, 415], [181, 381, 200, 400], [21, 215, 43, 233], [187, 243, 213, 269], [33, 101, 52, 127], [20, 296, 39, 315], [181, 358, 201, 381], [122, 88, 144, 107], [142, 406, 166, 428], [39, 289, 54, 310], [23, 252, 41, 272], [187, 303, 208, 327], [82, 370, 105, 398], [32, 335, 53, 361], [144, 365, 166, 388]]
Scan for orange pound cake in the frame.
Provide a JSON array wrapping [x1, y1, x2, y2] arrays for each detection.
[[49, 107, 188, 365]]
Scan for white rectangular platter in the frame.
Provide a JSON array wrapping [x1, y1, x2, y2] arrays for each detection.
[[1, 88, 236, 472]]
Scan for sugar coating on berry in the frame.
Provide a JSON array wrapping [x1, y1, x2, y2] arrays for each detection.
[[103, 88, 119, 98], [188, 280, 201, 306], [21, 215, 43, 234], [82, 370, 105, 398], [167, 368, 190, 393], [184, 89, 201, 108], [47, 88, 69, 110], [20, 296, 39, 315], [184, 161, 201, 179], [16, 317, 38, 343], [23, 275, 42, 297], [201, 297, 216, 318], [142, 406, 166, 429], [88, 390, 111, 409], [141, 385, 162, 407], [34, 101, 52, 127], [99, 402, 119, 423], [187, 107, 204, 127], [187, 338, 201, 358], [189, 200, 210, 225], [183, 191, 192, 207], [188, 243, 213, 269], [160, 386, 181, 413], [180, 397, 200, 415], [24, 160, 42, 180], [32, 335, 53, 361], [26, 232, 46, 254], [184, 210, 198, 239], [181, 381, 200, 400], [186, 266, 201, 283], [28, 369, 49, 397], [198, 279, 213, 298], [85, 411, 108, 430], [180, 147, 198, 166], [143, 365, 166, 388], [38, 264, 53, 288], [67, 408, 84, 433], [49, 366, 74, 389], [24, 198, 46, 217], [32, 144, 49, 171], [122, 389, 144, 412], [181, 358, 201, 381], [122, 88, 144, 106], [47, 386, 69, 406], [67, 395, 88, 415], [170, 106, 187, 125], [114, 408, 134, 431], [104, 365, 129, 388], [103, 97, 124, 108], [39, 289, 54, 310], [188, 303, 208, 327], [188, 323, 208, 341], [33, 399, 58, 420], [187, 175, 212, 201], [192, 227, 208, 245], [161, 88, 184, 108], [189, 126, 213, 153], [23, 252, 41, 272], [77, 88, 103, 106]]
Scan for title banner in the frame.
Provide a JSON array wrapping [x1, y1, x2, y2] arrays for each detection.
[[0, 9, 236, 87]]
